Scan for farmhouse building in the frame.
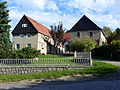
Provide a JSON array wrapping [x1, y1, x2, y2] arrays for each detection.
[[12, 15, 106, 54], [12, 15, 54, 54], [69, 15, 106, 45]]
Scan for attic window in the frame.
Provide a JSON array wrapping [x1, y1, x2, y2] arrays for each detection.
[[22, 24, 27, 27]]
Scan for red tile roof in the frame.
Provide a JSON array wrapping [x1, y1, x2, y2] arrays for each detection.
[[64, 33, 70, 41], [26, 16, 51, 37]]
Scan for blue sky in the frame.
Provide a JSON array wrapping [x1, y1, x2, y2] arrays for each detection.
[[5, 0, 120, 32]]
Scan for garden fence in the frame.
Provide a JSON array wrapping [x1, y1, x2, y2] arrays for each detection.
[[0, 52, 92, 67]]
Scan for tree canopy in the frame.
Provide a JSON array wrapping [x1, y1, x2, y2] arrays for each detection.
[[103, 26, 112, 37], [0, 1, 11, 58], [114, 28, 120, 35], [70, 37, 96, 52], [50, 22, 65, 54]]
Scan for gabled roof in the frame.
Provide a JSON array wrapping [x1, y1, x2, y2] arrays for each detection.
[[69, 15, 102, 32], [64, 33, 70, 41], [26, 16, 51, 37], [12, 15, 51, 37]]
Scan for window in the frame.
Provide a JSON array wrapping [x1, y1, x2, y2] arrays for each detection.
[[27, 44, 31, 47], [22, 24, 27, 27], [16, 44, 20, 49], [77, 32, 80, 37], [90, 32, 93, 37], [27, 34, 31, 37], [20, 34, 24, 38]]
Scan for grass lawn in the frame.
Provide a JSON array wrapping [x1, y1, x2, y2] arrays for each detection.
[[0, 54, 73, 66], [38, 54, 65, 58], [0, 60, 119, 82]]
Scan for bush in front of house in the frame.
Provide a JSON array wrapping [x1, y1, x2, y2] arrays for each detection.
[[11, 47, 41, 59], [70, 37, 96, 52], [92, 40, 120, 60]]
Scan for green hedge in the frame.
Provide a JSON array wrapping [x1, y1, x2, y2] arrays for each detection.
[[0, 47, 41, 59], [92, 40, 120, 59]]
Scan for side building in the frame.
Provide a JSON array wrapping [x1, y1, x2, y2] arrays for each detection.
[[12, 15, 54, 54], [69, 15, 106, 45]]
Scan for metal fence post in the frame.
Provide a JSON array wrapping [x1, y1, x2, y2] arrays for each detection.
[[90, 52, 92, 66], [74, 51, 77, 58]]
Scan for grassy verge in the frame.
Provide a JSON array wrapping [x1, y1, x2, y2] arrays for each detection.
[[38, 54, 65, 58], [0, 60, 119, 82], [93, 56, 120, 61]]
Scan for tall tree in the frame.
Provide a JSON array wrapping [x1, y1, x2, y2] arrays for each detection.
[[107, 28, 120, 44], [0, 1, 11, 58], [103, 26, 112, 37], [114, 28, 120, 35], [50, 22, 65, 54]]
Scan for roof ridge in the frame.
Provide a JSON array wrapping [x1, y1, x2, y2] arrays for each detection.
[[25, 15, 51, 37], [69, 15, 102, 32]]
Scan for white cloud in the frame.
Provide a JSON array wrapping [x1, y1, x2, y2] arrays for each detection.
[[85, 14, 120, 31], [31, 0, 47, 10], [8, 8, 76, 31], [7, 0, 58, 11], [7, 0, 120, 32], [68, 0, 115, 12]]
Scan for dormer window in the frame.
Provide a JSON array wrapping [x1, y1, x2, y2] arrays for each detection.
[[77, 32, 80, 37], [22, 24, 27, 27]]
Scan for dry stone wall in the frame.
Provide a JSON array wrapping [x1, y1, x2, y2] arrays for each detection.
[[0, 66, 84, 75]]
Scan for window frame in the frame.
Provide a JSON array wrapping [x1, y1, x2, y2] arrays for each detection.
[[27, 34, 31, 37], [22, 24, 27, 27], [20, 34, 24, 38], [76, 32, 80, 37], [16, 44, 20, 49], [90, 32, 93, 37], [26, 44, 31, 47]]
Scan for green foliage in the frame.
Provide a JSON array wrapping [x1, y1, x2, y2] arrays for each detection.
[[70, 37, 96, 52], [92, 40, 120, 59], [111, 40, 120, 51], [0, 60, 119, 82], [107, 34, 120, 44], [38, 54, 64, 58], [92, 45, 112, 58], [50, 22, 65, 54], [0, 1, 12, 58], [4, 47, 41, 59], [14, 47, 41, 59], [107, 28, 120, 44], [103, 26, 112, 37], [114, 28, 120, 35]]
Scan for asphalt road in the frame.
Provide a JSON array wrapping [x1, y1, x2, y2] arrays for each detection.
[[26, 60, 120, 90], [8, 70, 119, 90], [27, 80, 120, 90]]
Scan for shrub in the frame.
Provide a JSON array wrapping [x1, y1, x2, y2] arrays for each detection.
[[10, 47, 41, 59], [92, 40, 120, 59], [70, 37, 96, 52], [92, 45, 112, 58], [111, 40, 120, 52]]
